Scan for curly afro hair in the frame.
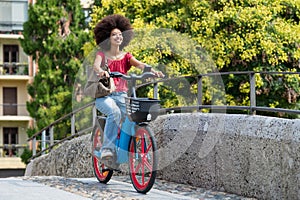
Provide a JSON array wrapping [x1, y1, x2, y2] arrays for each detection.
[[94, 14, 134, 51]]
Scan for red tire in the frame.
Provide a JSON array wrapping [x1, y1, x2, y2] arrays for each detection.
[[92, 126, 113, 183], [129, 125, 157, 194]]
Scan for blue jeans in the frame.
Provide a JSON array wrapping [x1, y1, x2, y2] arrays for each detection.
[[95, 92, 127, 152]]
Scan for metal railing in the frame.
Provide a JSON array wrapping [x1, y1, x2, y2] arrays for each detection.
[[27, 102, 96, 160], [27, 71, 300, 160], [0, 63, 29, 75], [179, 71, 300, 115]]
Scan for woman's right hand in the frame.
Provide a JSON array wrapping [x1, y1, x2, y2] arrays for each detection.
[[97, 70, 110, 78]]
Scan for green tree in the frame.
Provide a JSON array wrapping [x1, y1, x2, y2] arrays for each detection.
[[20, 0, 90, 138], [191, 0, 300, 116], [89, 0, 300, 117], [88, 1, 214, 108]]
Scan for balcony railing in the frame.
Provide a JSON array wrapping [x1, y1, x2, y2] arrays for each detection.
[[0, 104, 29, 116], [0, 144, 28, 157], [0, 63, 28, 75]]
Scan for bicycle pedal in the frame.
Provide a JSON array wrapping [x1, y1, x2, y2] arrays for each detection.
[[102, 168, 111, 172]]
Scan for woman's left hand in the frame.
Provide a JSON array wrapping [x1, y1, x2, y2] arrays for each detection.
[[152, 70, 165, 78]]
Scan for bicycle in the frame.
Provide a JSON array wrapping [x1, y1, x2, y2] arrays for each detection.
[[91, 67, 161, 194]]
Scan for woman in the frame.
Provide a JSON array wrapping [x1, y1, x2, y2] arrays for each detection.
[[93, 14, 163, 160]]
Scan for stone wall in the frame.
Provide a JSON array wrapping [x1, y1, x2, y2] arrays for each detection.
[[25, 134, 94, 178], [25, 113, 300, 200]]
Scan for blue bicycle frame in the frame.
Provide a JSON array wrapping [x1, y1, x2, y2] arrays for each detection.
[[94, 69, 157, 164], [115, 116, 136, 163]]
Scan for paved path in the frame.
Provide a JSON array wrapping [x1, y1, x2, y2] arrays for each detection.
[[0, 176, 256, 200], [0, 177, 90, 200]]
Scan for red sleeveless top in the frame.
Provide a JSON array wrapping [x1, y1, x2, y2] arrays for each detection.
[[97, 52, 133, 92]]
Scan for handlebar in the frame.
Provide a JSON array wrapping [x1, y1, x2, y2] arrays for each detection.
[[109, 71, 157, 81], [108, 65, 161, 98]]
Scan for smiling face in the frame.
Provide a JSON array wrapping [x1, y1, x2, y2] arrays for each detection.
[[110, 28, 123, 47]]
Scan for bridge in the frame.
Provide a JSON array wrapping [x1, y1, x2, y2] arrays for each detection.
[[23, 71, 300, 199], [0, 176, 252, 199]]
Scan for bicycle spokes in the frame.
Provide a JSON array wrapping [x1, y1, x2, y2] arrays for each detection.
[[92, 127, 113, 183], [134, 138, 153, 172], [129, 126, 157, 193]]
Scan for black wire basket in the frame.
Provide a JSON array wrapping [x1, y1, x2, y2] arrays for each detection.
[[125, 97, 161, 123]]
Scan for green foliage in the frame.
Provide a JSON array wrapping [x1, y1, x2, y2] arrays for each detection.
[[20, 148, 32, 165], [190, 0, 300, 116], [21, 0, 300, 139], [20, 0, 90, 135], [88, 2, 216, 108], [88, 0, 300, 117]]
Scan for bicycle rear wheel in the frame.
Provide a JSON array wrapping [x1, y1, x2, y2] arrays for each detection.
[[92, 126, 113, 183], [129, 125, 157, 194]]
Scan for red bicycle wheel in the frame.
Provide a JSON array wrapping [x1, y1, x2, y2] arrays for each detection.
[[92, 126, 113, 183], [129, 125, 157, 194]]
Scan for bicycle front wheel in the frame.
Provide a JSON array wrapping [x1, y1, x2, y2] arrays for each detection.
[[129, 125, 157, 194], [92, 126, 113, 183]]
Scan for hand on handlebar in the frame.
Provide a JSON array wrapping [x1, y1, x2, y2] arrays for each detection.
[[97, 71, 110, 78], [144, 64, 165, 78], [152, 70, 165, 78]]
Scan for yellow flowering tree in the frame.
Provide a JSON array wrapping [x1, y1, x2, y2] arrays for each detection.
[[89, 0, 300, 117]]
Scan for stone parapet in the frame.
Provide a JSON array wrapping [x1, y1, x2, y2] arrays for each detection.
[[25, 134, 93, 178], [26, 113, 300, 199]]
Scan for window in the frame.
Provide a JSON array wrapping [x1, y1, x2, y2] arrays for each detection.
[[3, 128, 18, 157], [0, 0, 28, 31], [4, 45, 19, 63], [3, 87, 17, 115], [3, 45, 19, 74]]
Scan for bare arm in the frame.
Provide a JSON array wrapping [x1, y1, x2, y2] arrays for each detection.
[[129, 56, 145, 70], [93, 54, 109, 77]]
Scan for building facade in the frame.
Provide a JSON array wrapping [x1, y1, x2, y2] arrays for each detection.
[[0, 0, 32, 172], [0, 0, 93, 175]]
